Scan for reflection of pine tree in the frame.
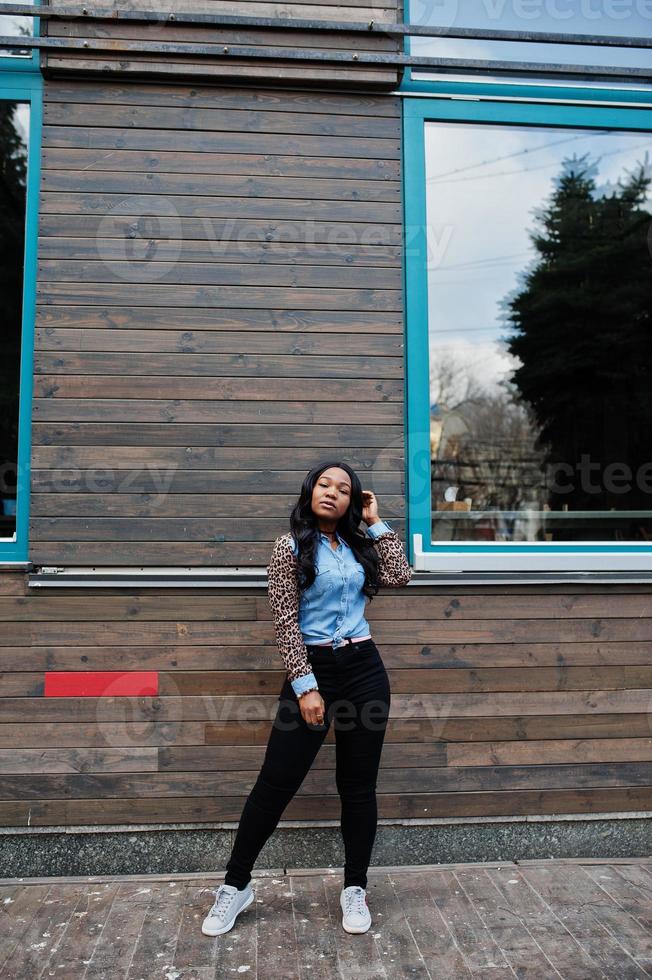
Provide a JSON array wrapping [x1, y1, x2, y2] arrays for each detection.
[[505, 151, 652, 539], [0, 101, 28, 500]]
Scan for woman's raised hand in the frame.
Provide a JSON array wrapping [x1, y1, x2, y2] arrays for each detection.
[[361, 489, 380, 527]]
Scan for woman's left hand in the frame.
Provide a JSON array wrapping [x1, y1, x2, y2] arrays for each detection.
[[361, 490, 380, 527]]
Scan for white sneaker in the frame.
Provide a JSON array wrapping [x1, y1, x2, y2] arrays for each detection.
[[340, 885, 372, 934], [201, 882, 255, 936]]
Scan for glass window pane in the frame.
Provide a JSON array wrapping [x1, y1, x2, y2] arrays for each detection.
[[0, 101, 29, 542], [0, 0, 34, 58], [424, 120, 652, 544], [409, 0, 652, 83]]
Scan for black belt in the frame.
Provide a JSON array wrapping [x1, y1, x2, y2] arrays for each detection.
[[308, 636, 371, 649]]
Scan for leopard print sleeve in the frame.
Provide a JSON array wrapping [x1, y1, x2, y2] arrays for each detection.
[[266, 533, 314, 685], [370, 529, 413, 587]]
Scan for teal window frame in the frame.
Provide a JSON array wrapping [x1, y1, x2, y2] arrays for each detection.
[[0, 39, 42, 563], [402, 85, 652, 572]]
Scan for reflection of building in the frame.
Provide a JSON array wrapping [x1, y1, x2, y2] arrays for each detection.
[[429, 401, 442, 458], [431, 382, 559, 538], [430, 400, 471, 466]]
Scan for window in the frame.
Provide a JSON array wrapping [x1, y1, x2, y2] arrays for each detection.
[[0, 0, 39, 68], [403, 0, 652, 89], [0, 28, 41, 562], [403, 94, 652, 572]]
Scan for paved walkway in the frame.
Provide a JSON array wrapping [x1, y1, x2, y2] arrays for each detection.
[[1, 858, 652, 978]]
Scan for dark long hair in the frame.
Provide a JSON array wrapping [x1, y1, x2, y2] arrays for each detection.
[[289, 460, 381, 599]]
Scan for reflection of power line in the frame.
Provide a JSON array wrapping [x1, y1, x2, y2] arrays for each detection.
[[430, 350, 505, 375], [432, 477, 547, 490], [429, 251, 532, 272], [431, 436, 549, 452], [425, 274, 522, 285], [428, 346, 513, 356], [433, 467, 540, 472], [428, 139, 652, 185], [433, 469, 545, 481], [429, 325, 515, 335], [434, 449, 547, 460], [428, 343, 508, 351], [425, 131, 602, 182]]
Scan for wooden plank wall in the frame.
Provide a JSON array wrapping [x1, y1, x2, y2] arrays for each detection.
[[3, 570, 652, 826], [5, 18, 649, 834], [41, 0, 402, 88], [32, 77, 405, 565]]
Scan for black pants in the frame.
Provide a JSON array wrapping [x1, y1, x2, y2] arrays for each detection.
[[223, 637, 391, 890]]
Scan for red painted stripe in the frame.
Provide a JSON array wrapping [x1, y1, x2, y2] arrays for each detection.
[[44, 672, 158, 697]]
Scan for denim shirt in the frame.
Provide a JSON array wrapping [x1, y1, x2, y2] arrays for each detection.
[[289, 520, 394, 696]]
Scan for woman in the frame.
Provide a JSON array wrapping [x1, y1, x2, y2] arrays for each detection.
[[202, 460, 412, 938]]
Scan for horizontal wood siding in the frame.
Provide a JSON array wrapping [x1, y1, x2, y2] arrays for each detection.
[[9, 20, 650, 837], [3, 572, 652, 825], [32, 78, 405, 566], [41, 0, 402, 88]]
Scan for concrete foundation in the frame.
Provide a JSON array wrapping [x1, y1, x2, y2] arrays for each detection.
[[1, 814, 650, 879]]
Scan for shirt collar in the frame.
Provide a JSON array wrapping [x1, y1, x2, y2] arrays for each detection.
[[320, 529, 342, 545]]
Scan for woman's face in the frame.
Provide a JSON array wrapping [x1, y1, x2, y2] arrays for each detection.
[[311, 467, 352, 523]]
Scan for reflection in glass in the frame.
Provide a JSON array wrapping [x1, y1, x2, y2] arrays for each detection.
[[425, 121, 652, 543], [0, 0, 33, 58], [409, 0, 652, 83], [0, 102, 29, 541]]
